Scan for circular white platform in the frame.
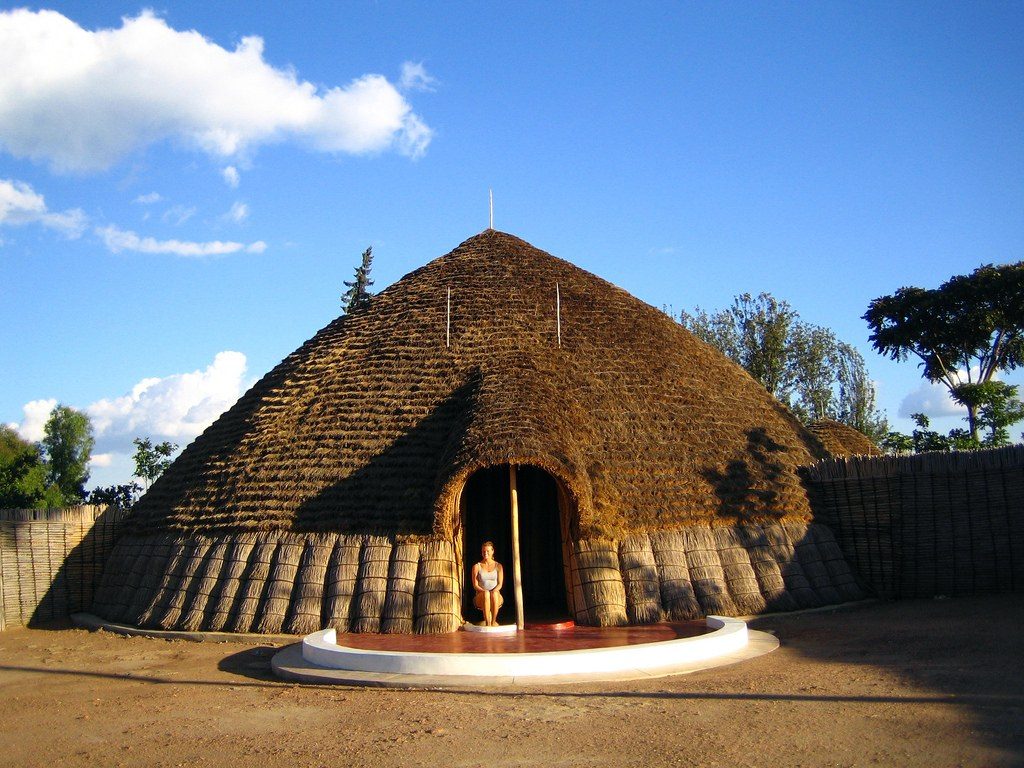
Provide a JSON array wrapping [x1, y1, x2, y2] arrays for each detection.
[[272, 616, 779, 686], [461, 622, 518, 634]]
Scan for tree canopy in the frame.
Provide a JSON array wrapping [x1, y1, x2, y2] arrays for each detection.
[[341, 245, 374, 313], [0, 425, 63, 508], [40, 405, 94, 504], [864, 262, 1024, 440], [678, 292, 888, 442], [133, 437, 178, 490]]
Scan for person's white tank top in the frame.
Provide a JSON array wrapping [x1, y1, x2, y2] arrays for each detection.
[[479, 566, 498, 590]]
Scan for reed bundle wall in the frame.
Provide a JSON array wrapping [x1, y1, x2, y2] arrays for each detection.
[[804, 446, 1024, 598], [84, 522, 855, 633], [0, 506, 129, 630]]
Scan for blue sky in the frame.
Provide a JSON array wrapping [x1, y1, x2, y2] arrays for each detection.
[[1, 2, 1022, 489]]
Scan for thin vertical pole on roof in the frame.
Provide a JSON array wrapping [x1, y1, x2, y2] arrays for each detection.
[[446, 286, 451, 348], [489, 189, 494, 230], [509, 464, 525, 631], [556, 283, 562, 347]]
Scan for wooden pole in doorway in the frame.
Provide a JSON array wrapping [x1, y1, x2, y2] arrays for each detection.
[[509, 464, 525, 630]]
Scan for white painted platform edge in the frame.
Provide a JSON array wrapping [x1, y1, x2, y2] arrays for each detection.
[[461, 622, 518, 634], [301, 616, 747, 678]]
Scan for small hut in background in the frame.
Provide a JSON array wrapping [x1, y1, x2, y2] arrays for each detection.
[[93, 230, 862, 634], [808, 420, 882, 457]]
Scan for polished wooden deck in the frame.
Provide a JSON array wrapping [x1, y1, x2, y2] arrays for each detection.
[[336, 621, 709, 654]]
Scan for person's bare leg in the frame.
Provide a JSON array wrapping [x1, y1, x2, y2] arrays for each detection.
[[488, 592, 501, 626], [492, 592, 503, 625]]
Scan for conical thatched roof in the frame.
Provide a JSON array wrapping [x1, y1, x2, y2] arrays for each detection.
[[132, 230, 827, 540], [808, 419, 881, 457]]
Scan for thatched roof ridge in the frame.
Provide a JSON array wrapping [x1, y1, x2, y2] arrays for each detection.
[[808, 419, 881, 457], [132, 230, 827, 539]]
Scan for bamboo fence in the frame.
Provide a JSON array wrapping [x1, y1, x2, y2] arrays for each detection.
[[0, 505, 129, 630], [804, 446, 1024, 598]]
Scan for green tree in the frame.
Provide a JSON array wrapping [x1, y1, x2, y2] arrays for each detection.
[[88, 482, 142, 509], [954, 381, 1024, 447], [341, 245, 374, 313], [40, 405, 94, 504], [678, 292, 888, 439], [132, 437, 178, 490], [864, 262, 1024, 441], [0, 425, 62, 508]]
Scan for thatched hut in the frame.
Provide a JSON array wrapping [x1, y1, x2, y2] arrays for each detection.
[[92, 230, 862, 634], [808, 420, 881, 457]]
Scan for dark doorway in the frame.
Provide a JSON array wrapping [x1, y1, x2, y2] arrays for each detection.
[[460, 465, 569, 622]]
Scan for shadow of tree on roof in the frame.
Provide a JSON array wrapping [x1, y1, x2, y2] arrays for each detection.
[[699, 427, 789, 524], [291, 380, 478, 536]]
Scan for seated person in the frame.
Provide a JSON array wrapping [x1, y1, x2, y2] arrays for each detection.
[[471, 541, 504, 626]]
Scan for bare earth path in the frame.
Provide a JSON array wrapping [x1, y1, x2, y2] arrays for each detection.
[[1, 594, 1021, 767]]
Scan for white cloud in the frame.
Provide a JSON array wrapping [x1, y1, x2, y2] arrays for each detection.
[[399, 61, 436, 92], [899, 380, 965, 419], [90, 452, 113, 468], [0, 9, 432, 172], [221, 165, 240, 188], [96, 224, 266, 257], [161, 204, 196, 225], [225, 201, 248, 223], [133, 191, 161, 204], [10, 352, 250, 484], [0, 178, 87, 237], [13, 398, 57, 442], [84, 351, 249, 450]]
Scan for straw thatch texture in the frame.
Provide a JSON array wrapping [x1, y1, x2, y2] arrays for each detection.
[[230, 535, 280, 633], [682, 528, 738, 616], [381, 541, 421, 634], [618, 534, 662, 624], [413, 539, 461, 634], [179, 538, 228, 631], [255, 536, 303, 634], [130, 230, 826, 545], [87, 521, 866, 633], [737, 525, 797, 612], [571, 539, 628, 626], [805, 447, 1024, 598], [649, 531, 701, 620], [157, 537, 211, 630], [323, 535, 362, 631], [808, 420, 881, 457], [205, 533, 258, 631], [285, 534, 336, 635], [714, 527, 767, 615], [124, 534, 174, 625], [352, 536, 393, 633]]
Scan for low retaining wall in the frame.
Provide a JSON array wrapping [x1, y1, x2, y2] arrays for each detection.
[[90, 522, 861, 634], [804, 446, 1024, 598], [0, 506, 129, 630]]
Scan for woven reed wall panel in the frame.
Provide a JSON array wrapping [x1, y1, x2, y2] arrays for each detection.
[[805, 447, 1024, 598], [285, 534, 336, 635], [618, 534, 662, 624], [649, 531, 701, 620], [323, 535, 362, 632], [0, 506, 129, 630], [570, 539, 627, 626], [381, 542, 420, 634], [81, 521, 865, 634], [413, 539, 460, 634]]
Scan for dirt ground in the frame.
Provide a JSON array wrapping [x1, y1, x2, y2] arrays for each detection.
[[1, 594, 1021, 768]]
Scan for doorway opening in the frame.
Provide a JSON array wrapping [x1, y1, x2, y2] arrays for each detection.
[[459, 465, 571, 623]]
